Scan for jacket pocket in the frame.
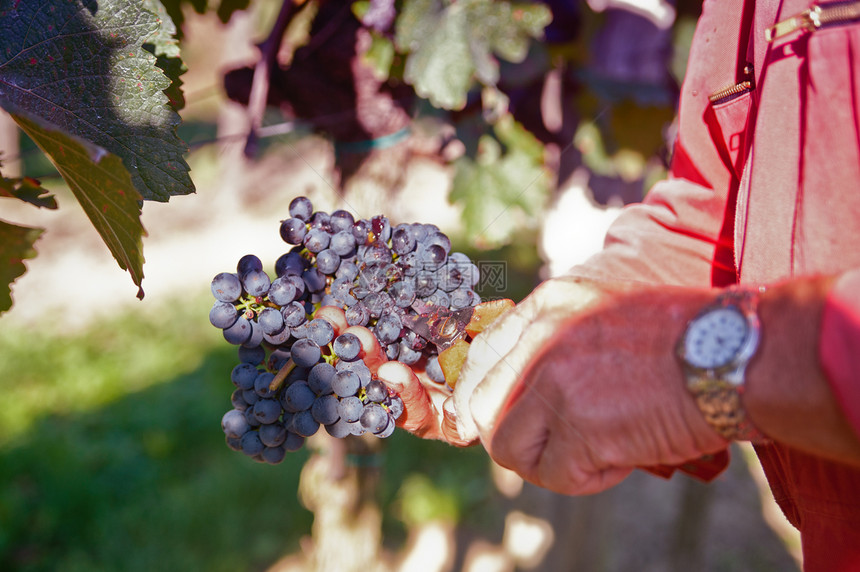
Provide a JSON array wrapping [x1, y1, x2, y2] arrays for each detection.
[[704, 83, 754, 181]]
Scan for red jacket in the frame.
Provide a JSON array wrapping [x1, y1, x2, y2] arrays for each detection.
[[576, 1, 860, 569]]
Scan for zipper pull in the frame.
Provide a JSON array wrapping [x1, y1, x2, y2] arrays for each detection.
[[765, 8, 814, 42], [766, 1, 860, 42]]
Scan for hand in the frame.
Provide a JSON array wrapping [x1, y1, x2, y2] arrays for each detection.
[[455, 276, 728, 495]]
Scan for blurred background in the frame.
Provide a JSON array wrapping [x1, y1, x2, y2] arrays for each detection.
[[0, 0, 803, 570]]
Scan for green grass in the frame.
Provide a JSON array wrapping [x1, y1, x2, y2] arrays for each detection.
[[0, 296, 502, 571]]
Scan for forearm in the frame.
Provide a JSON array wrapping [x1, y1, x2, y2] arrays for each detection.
[[745, 275, 860, 466]]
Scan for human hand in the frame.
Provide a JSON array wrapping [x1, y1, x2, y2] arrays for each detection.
[[453, 276, 729, 495]]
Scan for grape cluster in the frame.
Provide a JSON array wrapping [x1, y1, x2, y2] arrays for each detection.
[[209, 196, 481, 463]]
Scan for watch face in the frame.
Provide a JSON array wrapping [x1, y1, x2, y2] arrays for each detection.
[[683, 307, 749, 369]]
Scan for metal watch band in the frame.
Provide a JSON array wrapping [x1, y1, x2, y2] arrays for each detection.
[[682, 287, 770, 444]]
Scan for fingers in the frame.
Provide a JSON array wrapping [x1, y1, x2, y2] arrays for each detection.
[[377, 360, 442, 439]]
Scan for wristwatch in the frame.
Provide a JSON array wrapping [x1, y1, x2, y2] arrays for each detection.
[[676, 287, 769, 443]]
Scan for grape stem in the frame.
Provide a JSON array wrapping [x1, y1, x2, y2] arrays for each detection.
[[269, 358, 297, 392]]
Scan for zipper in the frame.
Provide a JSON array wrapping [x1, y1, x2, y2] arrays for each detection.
[[766, 1, 860, 42], [709, 64, 755, 106]]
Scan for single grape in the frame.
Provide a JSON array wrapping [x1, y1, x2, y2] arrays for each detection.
[[240, 431, 265, 456], [231, 389, 249, 411], [450, 288, 480, 309], [291, 338, 321, 367], [307, 318, 335, 346], [398, 251, 420, 277], [365, 379, 389, 403], [262, 445, 286, 465], [391, 226, 416, 255], [244, 407, 261, 428], [364, 291, 394, 318], [390, 281, 416, 308], [414, 271, 437, 298], [325, 418, 352, 438], [226, 435, 242, 452], [310, 211, 331, 231], [238, 345, 266, 365], [281, 301, 307, 327], [222, 409, 251, 438], [237, 254, 263, 278], [262, 327, 291, 346], [438, 263, 463, 292], [403, 329, 428, 351], [231, 363, 258, 390], [387, 395, 404, 420], [332, 370, 360, 397], [303, 228, 330, 254], [311, 394, 340, 425], [371, 215, 391, 243], [425, 355, 445, 384], [360, 402, 390, 434], [280, 218, 308, 244], [259, 422, 287, 447], [283, 381, 316, 412], [316, 249, 341, 275], [308, 362, 336, 396], [345, 303, 370, 327], [421, 244, 447, 270], [242, 389, 260, 407], [375, 415, 396, 438], [283, 430, 305, 452], [268, 349, 292, 371], [289, 196, 314, 221], [211, 272, 242, 302], [331, 277, 357, 306], [275, 251, 308, 277], [330, 210, 355, 232], [302, 267, 327, 293], [254, 371, 276, 398], [424, 289, 450, 309], [242, 269, 271, 297], [363, 242, 392, 265], [337, 396, 364, 423], [336, 258, 359, 280], [290, 410, 320, 437], [330, 231, 357, 257], [374, 312, 402, 345], [253, 398, 282, 424], [258, 307, 285, 335], [210, 301, 238, 329], [397, 341, 422, 365], [223, 316, 252, 345], [268, 276, 298, 305], [242, 319, 264, 348], [335, 360, 371, 387], [332, 332, 361, 361]]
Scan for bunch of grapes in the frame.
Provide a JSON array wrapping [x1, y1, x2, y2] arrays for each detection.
[[209, 196, 481, 464]]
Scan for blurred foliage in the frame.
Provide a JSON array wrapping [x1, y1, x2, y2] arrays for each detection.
[[0, 295, 512, 571]]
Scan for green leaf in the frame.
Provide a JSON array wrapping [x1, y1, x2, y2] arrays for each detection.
[[450, 123, 548, 247], [11, 111, 147, 299], [0, 219, 43, 314], [0, 0, 194, 201], [395, 0, 551, 110], [0, 172, 57, 209]]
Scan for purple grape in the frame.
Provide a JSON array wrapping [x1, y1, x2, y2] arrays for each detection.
[[311, 394, 340, 425], [211, 272, 242, 302], [337, 396, 364, 422], [390, 281, 415, 308], [289, 196, 313, 221], [231, 389, 249, 411], [291, 338, 321, 367], [376, 415, 396, 438], [281, 301, 307, 327], [231, 363, 258, 390], [425, 355, 445, 384], [310, 211, 331, 231], [242, 269, 271, 297], [365, 379, 389, 403], [332, 332, 361, 361], [360, 402, 389, 434], [330, 231, 357, 257], [238, 345, 266, 365], [240, 431, 264, 456], [307, 318, 335, 346], [210, 301, 238, 329], [280, 218, 308, 244], [308, 362, 336, 395], [387, 395, 404, 420], [332, 370, 360, 397], [275, 251, 308, 277], [374, 312, 402, 344], [222, 409, 251, 438], [259, 422, 287, 447], [283, 431, 305, 451], [325, 418, 352, 438], [303, 228, 330, 253], [223, 316, 252, 345], [391, 226, 416, 254], [268, 276, 298, 305], [283, 381, 315, 412], [237, 254, 263, 278], [253, 398, 282, 424], [242, 319, 264, 348], [254, 371, 276, 398], [330, 210, 355, 233], [290, 410, 320, 437], [345, 303, 370, 326], [302, 267, 326, 293], [335, 360, 371, 387], [336, 258, 359, 280], [262, 446, 286, 464], [257, 307, 285, 335], [316, 249, 341, 275]]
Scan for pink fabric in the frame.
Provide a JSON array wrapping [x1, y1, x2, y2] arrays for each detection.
[[573, 1, 860, 569]]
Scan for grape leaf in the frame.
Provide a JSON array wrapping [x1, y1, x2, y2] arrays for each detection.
[[395, 0, 551, 110], [0, 0, 193, 201], [450, 117, 548, 247], [0, 173, 57, 209], [11, 111, 147, 299], [0, 219, 43, 314]]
